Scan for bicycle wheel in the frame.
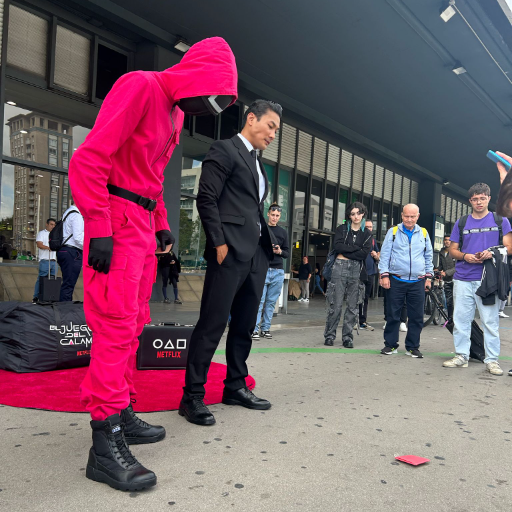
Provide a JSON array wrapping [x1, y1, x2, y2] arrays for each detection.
[[423, 292, 435, 327]]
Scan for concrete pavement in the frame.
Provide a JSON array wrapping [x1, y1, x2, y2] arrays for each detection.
[[1, 297, 512, 511]]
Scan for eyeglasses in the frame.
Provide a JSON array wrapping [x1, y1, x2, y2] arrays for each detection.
[[269, 206, 282, 212], [469, 196, 489, 204]]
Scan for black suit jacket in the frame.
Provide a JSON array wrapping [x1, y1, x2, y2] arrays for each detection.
[[197, 135, 273, 262]]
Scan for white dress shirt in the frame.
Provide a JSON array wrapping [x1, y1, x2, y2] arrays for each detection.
[[237, 133, 266, 202], [36, 229, 56, 261], [62, 205, 84, 250]]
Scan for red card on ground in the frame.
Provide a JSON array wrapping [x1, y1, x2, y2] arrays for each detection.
[[395, 455, 430, 466]]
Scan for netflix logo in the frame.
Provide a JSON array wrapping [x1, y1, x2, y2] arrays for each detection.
[[156, 351, 181, 358]]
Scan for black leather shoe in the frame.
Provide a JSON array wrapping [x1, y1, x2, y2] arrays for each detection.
[[343, 340, 354, 348], [86, 414, 156, 492], [121, 404, 166, 445], [324, 339, 333, 346], [178, 397, 216, 426], [222, 387, 271, 410]]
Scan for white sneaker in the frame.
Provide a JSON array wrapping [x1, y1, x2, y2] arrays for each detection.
[[298, 298, 304, 302], [443, 355, 468, 368], [382, 322, 386, 330], [304, 298, 309, 303], [400, 322, 408, 332], [487, 361, 503, 375], [499, 311, 509, 318]]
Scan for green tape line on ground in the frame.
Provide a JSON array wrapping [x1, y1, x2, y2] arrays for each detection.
[[215, 347, 512, 360]]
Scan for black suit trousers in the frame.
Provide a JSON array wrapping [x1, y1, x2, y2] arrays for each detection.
[[184, 244, 269, 398]]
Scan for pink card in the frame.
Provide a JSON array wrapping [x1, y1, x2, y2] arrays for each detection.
[[395, 455, 430, 466]]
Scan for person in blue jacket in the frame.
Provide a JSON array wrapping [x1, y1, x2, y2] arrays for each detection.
[[378, 204, 433, 358]]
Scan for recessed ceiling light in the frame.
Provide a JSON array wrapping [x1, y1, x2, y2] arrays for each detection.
[[174, 38, 191, 53], [440, 3, 456, 23], [6, 101, 16, 106], [452, 65, 466, 75]]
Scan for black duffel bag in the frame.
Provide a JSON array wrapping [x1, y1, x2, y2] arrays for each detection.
[[0, 301, 92, 372]]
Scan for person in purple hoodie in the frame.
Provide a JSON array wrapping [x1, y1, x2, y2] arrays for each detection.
[[443, 183, 512, 375]]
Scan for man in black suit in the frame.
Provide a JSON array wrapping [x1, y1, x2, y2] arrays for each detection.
[[179, 99, 282, 425]]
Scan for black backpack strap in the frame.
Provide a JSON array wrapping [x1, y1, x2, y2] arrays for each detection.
[[492, 212, 504, 245], [458, 215, 468, 251]]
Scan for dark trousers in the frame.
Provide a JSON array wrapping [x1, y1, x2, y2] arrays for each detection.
[[444, 281, 454, 320], [160, 267, 178, 299], [57, 245, 82, 302], [384, 278, 425, 350], [383, 288, 407, 323], [359, 278, 374, 324], [184, 245, 269, 398]]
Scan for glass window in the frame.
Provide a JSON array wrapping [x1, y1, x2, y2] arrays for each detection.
[[294, 174, 308, 226], [338, 188, 348, 226], [309, 179, 322, 229], [392, 205, 400, 226], [3, 103, 91, 171], [96, 44, 128, 100], [0, 163, 72, 261], [181, 156, 203, 196], [263, 163, 274, 212], [324, 184, 336, 231], [220, 104, 240, 140], [351, 191, 360, 203], [178, 197, 207, 273], [372, 199, 381, 238], [194, 115, 216, 140], [278, 168, 290, 224]]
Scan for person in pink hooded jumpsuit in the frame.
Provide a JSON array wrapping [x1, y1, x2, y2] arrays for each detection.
[[69, 37, 237, 492]]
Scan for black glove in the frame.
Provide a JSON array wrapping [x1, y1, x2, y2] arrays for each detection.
[[88, 236, 114, 274], [156, 229, 175, 251]]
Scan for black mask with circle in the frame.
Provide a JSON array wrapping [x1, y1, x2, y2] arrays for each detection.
[[179, 95, 233, 116]]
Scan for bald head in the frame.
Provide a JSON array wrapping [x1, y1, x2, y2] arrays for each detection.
[[402, 203, 420, 229]]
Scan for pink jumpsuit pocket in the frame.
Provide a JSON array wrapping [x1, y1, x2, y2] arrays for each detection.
[[104, 253, 128, 318]]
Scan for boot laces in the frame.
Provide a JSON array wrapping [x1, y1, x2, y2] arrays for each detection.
[[111, 425, 138, 467], [127, 404, 151, 429]]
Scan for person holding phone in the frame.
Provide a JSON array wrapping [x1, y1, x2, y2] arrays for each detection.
[[252, 203, 289, 339]]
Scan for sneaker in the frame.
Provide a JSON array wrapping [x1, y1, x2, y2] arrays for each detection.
[[381, 346, 398, 355], [359, 323, 375, 331], [261, 331, 272, 339], [400, 322, 408, 332], [486, 361, 503, 376], [499, 311, 509, 318], [163, 298, 170, 304], [32, 297, 39, 304], [443, 355, 468, 368], [298, 298, 304, 302], [405, 349, 423, 358], [252, 331, 260, 339], [382, 322, 386, 330], [174, 299, 183, 304], [304, 298, 309, 303]]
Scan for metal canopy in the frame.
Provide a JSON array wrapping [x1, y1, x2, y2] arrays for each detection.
[[72, 0, 512, 198]]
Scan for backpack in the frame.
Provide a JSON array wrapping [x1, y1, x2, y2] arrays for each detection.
[[457, 213, 503, 250], [321, 249, 337, 282], [49, 210, 79, 251], [392, 225, 427, 241]]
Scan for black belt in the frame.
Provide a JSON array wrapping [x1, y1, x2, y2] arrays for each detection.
[[107, 184, 157, 212]]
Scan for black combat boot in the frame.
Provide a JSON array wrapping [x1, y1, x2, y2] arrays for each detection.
[[121, 404, 166, 445], [86, 413, 157, 491]]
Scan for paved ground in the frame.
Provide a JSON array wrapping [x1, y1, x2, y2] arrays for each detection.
[[2, 298, 512, 511]]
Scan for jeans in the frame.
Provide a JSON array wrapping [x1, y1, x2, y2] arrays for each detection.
[[324, 259, 360, 343], [255, 268, 285, 331], [57, 246, 82, 302], [299, 279, 310, 299], [313, 274, 324, 295], [384, 278, 424, 350], [453, 279, 500, 363], [34, 259, 57, 299], [358, 277, 374, 324]]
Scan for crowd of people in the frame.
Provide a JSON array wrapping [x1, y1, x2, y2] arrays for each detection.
[[60, 34, 512, 494]]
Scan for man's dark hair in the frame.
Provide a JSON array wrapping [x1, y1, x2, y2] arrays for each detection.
[[242, 99, 283, 128], [268, 202, 281, 211], [443, 234, 450, 239], [497, 173, 512, 217], [468, 183, 491, 199], [346, 201, 367, 222], [46, 218, 56, 224]]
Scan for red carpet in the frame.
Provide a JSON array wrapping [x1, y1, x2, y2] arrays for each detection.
[[0, 362, 255, 413]]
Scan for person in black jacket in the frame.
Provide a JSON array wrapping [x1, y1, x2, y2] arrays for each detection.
[[180, 99, 281, 426], [324, 202, 372, 347], [252, 203, 289, 339], [158, 250, 182, 304], [437, 234, 455, 321]]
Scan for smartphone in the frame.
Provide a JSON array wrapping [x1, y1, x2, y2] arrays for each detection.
[[487, 150, 511, 171]]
